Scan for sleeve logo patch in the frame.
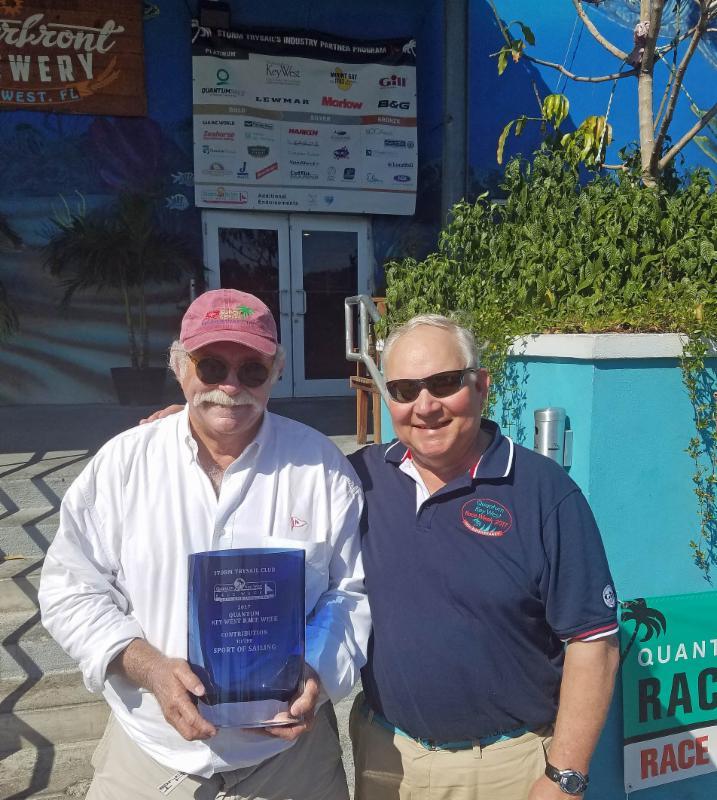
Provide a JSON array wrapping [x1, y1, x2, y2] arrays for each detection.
[[461, 499, 513, 537], [602, 584, 616, 608]]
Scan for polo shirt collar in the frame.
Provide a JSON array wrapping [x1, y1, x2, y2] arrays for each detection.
[[384, 418, 514, 481]]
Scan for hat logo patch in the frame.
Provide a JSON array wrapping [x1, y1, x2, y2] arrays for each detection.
[[461, 498, 512, 537], [204, 304, 255, 322]]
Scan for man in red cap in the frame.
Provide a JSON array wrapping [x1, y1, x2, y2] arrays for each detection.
[[39, 289, 370, 800]]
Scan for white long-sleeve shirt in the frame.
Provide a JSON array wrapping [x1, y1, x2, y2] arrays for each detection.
[[39, 407, 370, 777]]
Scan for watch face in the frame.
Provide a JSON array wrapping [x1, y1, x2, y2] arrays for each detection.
[[561, 773, 586, 794]]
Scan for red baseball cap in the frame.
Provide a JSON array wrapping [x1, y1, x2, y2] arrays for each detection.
[[180, 289, 278, 356]]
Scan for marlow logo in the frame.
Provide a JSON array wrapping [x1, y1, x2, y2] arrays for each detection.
[[461, 499, 513, 537]]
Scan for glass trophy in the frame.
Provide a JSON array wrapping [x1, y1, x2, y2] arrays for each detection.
[[187, 547, 305, 727]]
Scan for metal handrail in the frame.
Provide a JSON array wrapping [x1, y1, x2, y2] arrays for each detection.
[[344, 294, 390, 405]]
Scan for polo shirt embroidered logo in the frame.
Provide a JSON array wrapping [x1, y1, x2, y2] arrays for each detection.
[[602, 584, 617, 608], [290, 515, 307, 530], [461, 498, 513, 537]]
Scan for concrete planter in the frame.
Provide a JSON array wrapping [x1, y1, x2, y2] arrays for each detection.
[[380, 333, 717, 799]]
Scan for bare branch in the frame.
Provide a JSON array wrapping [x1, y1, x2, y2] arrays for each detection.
[[522, 53, 637, 83], [530, 80, 543, 115], [656, 25, 700, 56], [658, 100, 717, 170], [486, 0, 514, 48], [653, 67, 676, 133], [602, 163, 628, 171], [653, 5, 709, 166], [572, 0, 629, 60]]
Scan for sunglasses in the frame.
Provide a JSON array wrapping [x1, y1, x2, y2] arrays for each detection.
[[188, 354, 270, 387], [385, 368, 477, 403]]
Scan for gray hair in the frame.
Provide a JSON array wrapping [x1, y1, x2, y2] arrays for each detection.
[[168, 340, 285, 385], [382, 314, 481, 372]]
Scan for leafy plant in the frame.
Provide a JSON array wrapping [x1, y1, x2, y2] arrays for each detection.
[[488, 0, 717, 187], [381, 147, 717, 577], [45, 192, 196, 369]]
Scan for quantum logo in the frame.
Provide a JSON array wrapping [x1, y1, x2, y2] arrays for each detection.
[[216, 68, 229, 86]]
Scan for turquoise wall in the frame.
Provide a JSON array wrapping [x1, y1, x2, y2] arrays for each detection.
[[380, 353, 717, 799]]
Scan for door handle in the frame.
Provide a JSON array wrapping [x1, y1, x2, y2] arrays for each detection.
[[279, 289, 290, 315], [293, 289, 306, 315]]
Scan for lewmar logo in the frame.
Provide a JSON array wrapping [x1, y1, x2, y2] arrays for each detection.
[[322, 96, 362, 110], [461, 499, 513, 537]]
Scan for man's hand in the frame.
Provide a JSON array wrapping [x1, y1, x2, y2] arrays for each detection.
[[110, 639, 216, 741], [139, 404, 184, 424], [260, 664, 322, 741], [528, 774, 579, 800]]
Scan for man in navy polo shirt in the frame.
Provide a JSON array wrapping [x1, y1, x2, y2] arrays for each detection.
[[348, 314, 619, 800]]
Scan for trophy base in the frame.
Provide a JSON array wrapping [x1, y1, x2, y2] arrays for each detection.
[[200, 697, 301, 728]]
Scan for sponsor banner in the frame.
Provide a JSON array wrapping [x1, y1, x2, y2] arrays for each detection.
[[620, 591, 717, 792], [192, 23, 417, 215], [196, 185, 413, 215], [0, 0, 146, 115]]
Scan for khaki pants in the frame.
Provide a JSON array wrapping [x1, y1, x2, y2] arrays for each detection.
[[349, 694, 553, 800], [87, 704, 348, 800]]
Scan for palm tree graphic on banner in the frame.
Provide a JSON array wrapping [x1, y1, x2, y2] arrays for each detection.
[[619, 598, 667, 666]]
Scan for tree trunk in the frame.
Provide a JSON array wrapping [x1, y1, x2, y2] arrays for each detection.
[[637, 0, 661, 188]]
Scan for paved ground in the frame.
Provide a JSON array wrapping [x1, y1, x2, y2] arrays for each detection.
[[0, 398, 371, 799]]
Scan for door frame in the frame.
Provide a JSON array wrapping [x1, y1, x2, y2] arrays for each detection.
[[288, 214, 371, 397], [202, 210, 372, 398], [202, 210, 293, 398]]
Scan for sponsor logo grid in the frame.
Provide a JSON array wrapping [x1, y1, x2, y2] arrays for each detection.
[[193, 33, 417, 213]]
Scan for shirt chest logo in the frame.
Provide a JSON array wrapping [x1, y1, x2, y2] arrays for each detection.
[[461, 499, 513, 537], [290, 515, 307, 530]]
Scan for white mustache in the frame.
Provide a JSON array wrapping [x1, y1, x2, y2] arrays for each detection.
[[193, 389, 260, 409]]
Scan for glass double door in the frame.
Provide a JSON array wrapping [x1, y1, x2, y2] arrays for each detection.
[[203, 212, 371, 397]]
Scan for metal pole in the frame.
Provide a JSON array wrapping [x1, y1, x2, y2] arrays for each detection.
[[441, 0, 469, 224]]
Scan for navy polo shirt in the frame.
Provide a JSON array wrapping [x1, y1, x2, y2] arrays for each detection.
[[348, 420, 618, 743]]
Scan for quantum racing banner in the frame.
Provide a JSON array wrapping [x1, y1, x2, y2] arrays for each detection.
[[192, 23, 417, 215], [620, 591, 717, 793]]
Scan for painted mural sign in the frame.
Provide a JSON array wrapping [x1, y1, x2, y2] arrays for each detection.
[[192, 23, 417, 215], [620, 592, 717, 792], [0, 0, 145, 115]]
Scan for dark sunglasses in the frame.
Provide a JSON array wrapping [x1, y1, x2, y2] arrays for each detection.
[[188, 354, 270, 387], [385, 368, 477, 403]]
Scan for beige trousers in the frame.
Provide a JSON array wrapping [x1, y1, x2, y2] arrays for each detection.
[[87, 704, 348, 800], [349, 694, 553, 800]]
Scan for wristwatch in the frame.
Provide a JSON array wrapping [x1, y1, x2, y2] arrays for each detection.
[[544, 763, 589, 795]]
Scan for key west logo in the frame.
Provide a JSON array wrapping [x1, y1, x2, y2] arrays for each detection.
[[0, 6, 138, 112]]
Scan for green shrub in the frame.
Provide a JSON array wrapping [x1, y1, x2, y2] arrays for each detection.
[[384, 149, 716, 393]]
